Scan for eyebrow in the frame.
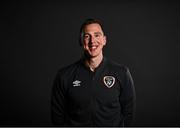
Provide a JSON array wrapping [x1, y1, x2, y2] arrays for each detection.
[[94, 32, 103, 35], [84, 32, 103, 35]]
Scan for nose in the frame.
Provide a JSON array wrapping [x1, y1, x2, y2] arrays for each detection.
[[90, 36, 96, 44]]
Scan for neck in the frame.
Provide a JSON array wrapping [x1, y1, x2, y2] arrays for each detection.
[[84, 53, 103, 72]]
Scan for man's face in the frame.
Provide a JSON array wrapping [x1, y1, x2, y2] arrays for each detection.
[[82, 23, 106, 58]]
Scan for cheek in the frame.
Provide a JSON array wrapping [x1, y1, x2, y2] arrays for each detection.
[[83, 43, 89, 49], [100, 39, 106, 46]]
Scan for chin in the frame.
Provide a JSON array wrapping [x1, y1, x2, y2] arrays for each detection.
[[89, 53, 100, 58], [84, 49, 101, 58]]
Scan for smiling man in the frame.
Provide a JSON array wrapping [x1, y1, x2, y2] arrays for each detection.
[[51, 19, 136, 127]]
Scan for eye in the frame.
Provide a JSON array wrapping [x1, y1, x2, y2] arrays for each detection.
[[84, 34, 90, 40], [94, 34, 101, 38]]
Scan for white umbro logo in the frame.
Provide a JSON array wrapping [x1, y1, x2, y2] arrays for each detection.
[[73, 80, 81, 87]]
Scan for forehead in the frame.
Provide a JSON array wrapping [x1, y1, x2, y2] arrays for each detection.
[[84, 23, 103, 33]]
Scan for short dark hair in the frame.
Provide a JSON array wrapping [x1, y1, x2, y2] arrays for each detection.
[[79, 18, 105, 46]]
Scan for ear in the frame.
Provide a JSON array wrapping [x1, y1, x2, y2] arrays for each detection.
[[103, 35, 107, 46], [79, 33, 84, 46]]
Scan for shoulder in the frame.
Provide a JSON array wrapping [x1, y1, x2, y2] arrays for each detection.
[[105, 58, 133, 81], [56, 59, 81, 78], [106, 59, 129, 73]]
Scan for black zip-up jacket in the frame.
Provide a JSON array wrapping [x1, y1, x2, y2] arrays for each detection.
[[51, 57, 136, 127]]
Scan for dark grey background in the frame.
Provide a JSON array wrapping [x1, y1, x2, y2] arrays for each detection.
[[0, 1, 180, 126]]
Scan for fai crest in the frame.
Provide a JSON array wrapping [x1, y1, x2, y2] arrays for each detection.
[[103, 76, 115, 88]]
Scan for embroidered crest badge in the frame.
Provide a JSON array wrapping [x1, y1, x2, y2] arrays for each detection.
[[103, 76, 115, 88]]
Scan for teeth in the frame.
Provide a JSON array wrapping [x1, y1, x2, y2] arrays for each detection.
[[92, 46, 97, 49], [89, 45, 98, 50]]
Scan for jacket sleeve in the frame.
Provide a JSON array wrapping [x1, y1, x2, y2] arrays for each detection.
[[51, 71, 67, 126], [119, 67, 136, 126]]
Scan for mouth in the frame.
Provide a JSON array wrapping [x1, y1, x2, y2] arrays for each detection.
[[89, 45, 98, 51]]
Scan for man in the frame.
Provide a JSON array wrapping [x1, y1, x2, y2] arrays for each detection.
[[51, 19, 136, 126]]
